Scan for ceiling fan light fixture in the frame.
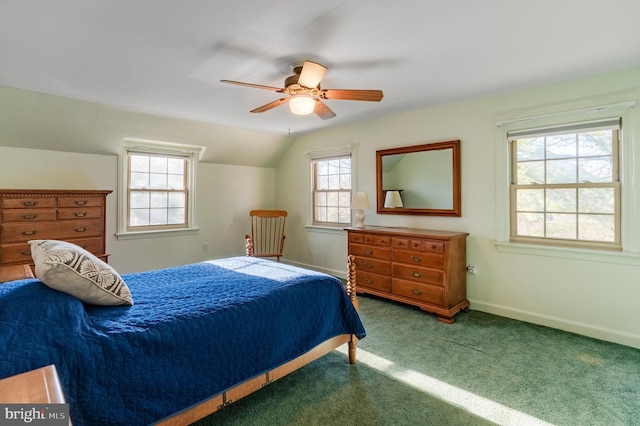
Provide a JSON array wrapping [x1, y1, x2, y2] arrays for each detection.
[[289, 95, 315, 115]]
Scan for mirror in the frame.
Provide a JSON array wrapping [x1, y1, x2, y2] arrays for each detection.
[[376, 140, 461, 216]]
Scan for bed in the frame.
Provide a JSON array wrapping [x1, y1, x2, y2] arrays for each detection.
[[0, 254, 365, 425]]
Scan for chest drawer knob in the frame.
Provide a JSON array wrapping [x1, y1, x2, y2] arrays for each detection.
[[75, 212, 87, 217], [411, 255, 422, 262], [20, 250, 30, 256], [22, 214, 37, 220], [364, 262, 374, 269], [365, 278, 374, 284], [22, 230, 36, 236], [365, 249, 374, 255], [21, 201, 37, 207], [75, 200, 87, 205], [412, 289, 422, 296], [412, 272, 422, 278], [75, 227, 87, 232]]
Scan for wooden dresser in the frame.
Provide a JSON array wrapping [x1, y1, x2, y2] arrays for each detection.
[[0, 189, 111, 268], [345, 226, 469, 323]]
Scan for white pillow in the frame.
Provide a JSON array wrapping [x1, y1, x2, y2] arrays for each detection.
[[29, 240, 133, 306]]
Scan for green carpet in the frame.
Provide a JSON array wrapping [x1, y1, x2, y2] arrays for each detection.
[[195, 295, 640, 426]]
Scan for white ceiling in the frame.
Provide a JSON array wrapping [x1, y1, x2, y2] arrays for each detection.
[[2, 0, 640, 136]]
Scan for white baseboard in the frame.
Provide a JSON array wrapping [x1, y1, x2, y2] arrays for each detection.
[[280, 259, 640, 350], [470, 299, 640, 350]]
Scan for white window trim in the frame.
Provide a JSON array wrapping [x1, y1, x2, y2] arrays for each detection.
[[117, 138, 205, 239], [494, 97, 640, 265], [306, 144, 356, 229]]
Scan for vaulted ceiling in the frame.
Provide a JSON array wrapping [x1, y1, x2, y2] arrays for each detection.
[[2, 1, 640, 141]]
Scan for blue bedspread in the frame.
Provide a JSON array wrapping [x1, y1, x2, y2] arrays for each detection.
[[0, 257, 366, 425]]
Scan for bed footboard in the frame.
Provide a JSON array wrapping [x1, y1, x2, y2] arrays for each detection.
[[345, 254, 358, 364], [154, 257, 362, 425]]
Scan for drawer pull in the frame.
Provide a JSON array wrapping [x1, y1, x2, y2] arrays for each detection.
[[431, 245, 437, 250], [22, 201, 37, 207], [75, 212, 87, 217], [412, 272, 422, 278], [411, 256, 422, 262], [364, 249, 374, 255], [412, 289, 422, 296], [22, 230, 36, 236], [75, 227, 87, 232], [365, 279, 374, 284], [364, 263, 374, 269], [20, 250, 31, 256], [22, 214, 37, 220], [75, 200, 88, 205]]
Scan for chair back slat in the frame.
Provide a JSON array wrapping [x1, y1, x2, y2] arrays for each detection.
[[247, 210, 287, 261]]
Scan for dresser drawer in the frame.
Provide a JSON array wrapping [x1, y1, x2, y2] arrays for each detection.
[[392, 237, 445, 253], [1, 219, 104, 243], [58, 207, 103, 220], [349, 233, 391, 246], [0, 243, 33, 264], [58, 197, 105, 208], [349, 244, 390, 260], [2, 197, 56, 209], [349, 233, 366, 244], [1, 209, 56, 222], [420, 240, 445, 253], [392, 263, 444, 286], [392, 278, 445, 306], [392, 249, 445, 268], [356, 270, 391, 292], [352, 256, 390, 276], [1, 237, 104, 264]]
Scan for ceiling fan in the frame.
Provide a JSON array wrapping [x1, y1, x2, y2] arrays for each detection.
[[221, 61, 383, 120]]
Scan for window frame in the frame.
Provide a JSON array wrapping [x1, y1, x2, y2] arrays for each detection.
[[508, 120, 621, 250], [494, 99, 640, 264], [117, 138, 205, 239], [307, 145, 354, 228]]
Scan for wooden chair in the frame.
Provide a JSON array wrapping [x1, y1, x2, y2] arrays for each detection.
[[245, 210, 288, 262]]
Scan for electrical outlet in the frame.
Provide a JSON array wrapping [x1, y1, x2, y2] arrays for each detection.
[[466, 264, 477, 274], [203, 243, 208, 252]]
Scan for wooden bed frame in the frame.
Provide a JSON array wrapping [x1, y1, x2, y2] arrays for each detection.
[[155, 255, 360, 426]]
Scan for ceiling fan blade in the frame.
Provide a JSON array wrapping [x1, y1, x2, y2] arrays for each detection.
[[314, 99, 336, 120], [250, 98, 289, 113], [221, 80, 284, 92], [321, 89, 384, 102], [298, 61, 327, 89]]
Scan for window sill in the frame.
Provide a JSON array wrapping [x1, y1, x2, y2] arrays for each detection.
[[304, 225, 348, 235], [494, 241, 640, 266], [116, 227, 200, 240]]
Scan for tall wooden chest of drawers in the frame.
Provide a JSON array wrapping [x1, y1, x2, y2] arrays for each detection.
[[0, 189, 112, 267], [345, 226, 469, 323]]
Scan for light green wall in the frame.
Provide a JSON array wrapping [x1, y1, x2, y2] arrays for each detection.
[[2, 67, 639, 349], [275, 66, 640, 348], [0, 146, 275, 274]]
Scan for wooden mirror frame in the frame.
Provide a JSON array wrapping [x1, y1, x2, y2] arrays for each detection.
[[376, 140, 461, 216]]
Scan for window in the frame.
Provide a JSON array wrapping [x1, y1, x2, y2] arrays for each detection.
[[128, 152, 188, 230], [118, 139, 204, 238], [509, 118, 620, 250], [311, 154, 352, 225]]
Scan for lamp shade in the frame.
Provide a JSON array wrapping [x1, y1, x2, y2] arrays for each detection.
[[351, 192, 371, 209], [289, 95, 315, 115], [384, 190, 403, 208]]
